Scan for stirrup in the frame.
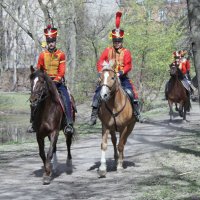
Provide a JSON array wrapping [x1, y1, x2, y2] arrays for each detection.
[[64, 124, 74, 135]]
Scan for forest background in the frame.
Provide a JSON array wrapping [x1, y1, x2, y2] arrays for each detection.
[[0, 0, 193, 109]]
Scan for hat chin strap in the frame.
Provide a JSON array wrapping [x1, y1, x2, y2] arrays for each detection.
[[48, 47, 57, 53], [114, 46, 123, 53]]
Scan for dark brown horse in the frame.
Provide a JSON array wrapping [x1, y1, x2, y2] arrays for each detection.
[[29, 66, 75, 184], [166, 63, 191, 122], [97, 63, 137, 177]]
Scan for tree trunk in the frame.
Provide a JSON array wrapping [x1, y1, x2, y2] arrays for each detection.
[[67, 0, 77, 91], [0, 0, 6, 74], [186, 0, 200, 100]]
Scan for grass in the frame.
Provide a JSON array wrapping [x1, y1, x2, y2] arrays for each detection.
[[0, 92, 30, 113]]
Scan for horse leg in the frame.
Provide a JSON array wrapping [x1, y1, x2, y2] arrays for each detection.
[[65, 134, 72, 166], [175, 103, 179, 112], [98, 126, 109, 177], [168, 100, 174, 121], [179, 103, 183, 118], [110, 131, 118, 162], [36, 136, 47, 181], [48, 136, 58, 173], [183, 104, 187, 122], [117, 124, 134, 171], [43, 131, 58, 185]]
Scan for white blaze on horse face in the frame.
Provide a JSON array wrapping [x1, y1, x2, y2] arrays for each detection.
[[100, 72, 110, 100], [33, 77, 39, 91]]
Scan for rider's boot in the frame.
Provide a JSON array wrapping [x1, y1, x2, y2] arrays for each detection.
[[125, 88, 144, 123], [27, 105, 36, 133], [163, 81, 169, 101], [63, 93, 74, 136], [64, 117, 74, 136], [89, 87, 101, 126], [89, 107, 99, 125], [133, 100, 143, 122]]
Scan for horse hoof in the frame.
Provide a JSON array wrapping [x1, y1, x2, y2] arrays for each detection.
[[66, 158, 72, 167], [117, 165, 124, 172], [98, 169, 107, 178], [43, 176, 51, 185]]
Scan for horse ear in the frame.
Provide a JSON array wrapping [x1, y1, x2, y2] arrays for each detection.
[[30, 65, 35, 73]]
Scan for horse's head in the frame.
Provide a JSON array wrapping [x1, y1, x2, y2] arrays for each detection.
[[169, 62, 184, 80], [169, 63, 178, 76], [99, 61, 118, 101], [29, 66, 48, 106]]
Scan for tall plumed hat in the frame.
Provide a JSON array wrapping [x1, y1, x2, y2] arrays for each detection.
[[111, 11, 124, 42], [44, 24, 57, 41], [173, 51, 181, 59]]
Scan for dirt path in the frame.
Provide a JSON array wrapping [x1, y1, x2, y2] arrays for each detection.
[[1, 101, 200, 200]]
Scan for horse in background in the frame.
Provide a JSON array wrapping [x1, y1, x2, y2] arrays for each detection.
[[29, 66, 75, 184], [97, 62, 137, 177], [166, 63, 191, 122]]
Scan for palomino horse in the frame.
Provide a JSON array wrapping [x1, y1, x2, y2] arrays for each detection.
[[97, 64, 137, 177], [29, 66, 75, 184], [166, 63, 191, 122]]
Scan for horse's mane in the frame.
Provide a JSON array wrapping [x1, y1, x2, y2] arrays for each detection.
[[102, 60, 116, 71], [30, 70, 60, 104]]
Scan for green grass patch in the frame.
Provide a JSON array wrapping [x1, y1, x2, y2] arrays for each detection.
[[0, 92, 30, 113]]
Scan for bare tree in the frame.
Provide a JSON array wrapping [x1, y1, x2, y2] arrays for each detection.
[[0, 0, 6, 74]]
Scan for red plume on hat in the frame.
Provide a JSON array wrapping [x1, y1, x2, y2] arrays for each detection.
[[44, 24, 57, 40], [111, 11, 124, 40], [116, 11, 122, 29]]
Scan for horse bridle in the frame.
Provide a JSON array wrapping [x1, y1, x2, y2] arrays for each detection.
[[100, 68, 128, 131], [30, 77, 48, 107], [100, 69, 118, 95]]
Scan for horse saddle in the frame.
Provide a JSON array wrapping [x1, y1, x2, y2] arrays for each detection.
[[58, 93, 77, 114], [181, 79, 191, 92]]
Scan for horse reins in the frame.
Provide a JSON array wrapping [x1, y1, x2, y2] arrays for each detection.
[[30, 81, 49, 107], [104, 89, 128, 132], [101, 68, 128, 131]]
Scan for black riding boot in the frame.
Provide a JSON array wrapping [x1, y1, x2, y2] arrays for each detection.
[[58, 89, 74, 136], [89, 88, 101, 126], [63, 107, 74, 136], [124, 89, 143, 123], [64, 120, 74, 136], [133, 100, 142, 122], [27, 105, 36, 133], [89, 107, 99, 125], [164, 81, 169, 100]]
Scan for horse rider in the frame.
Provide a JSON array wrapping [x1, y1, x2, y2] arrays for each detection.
[[179, 50, 191, 80], [89, 11, 142, 125], [28, 24, 74, 135], [178, 50, 195, 93], [164, 51, 181, 100]]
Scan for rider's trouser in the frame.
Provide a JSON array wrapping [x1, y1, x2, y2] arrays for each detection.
[[55, 83, 73, 126]]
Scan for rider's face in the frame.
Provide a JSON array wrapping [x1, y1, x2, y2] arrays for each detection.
[[47, 41, 56, 50], [113, 41, 123, 50]]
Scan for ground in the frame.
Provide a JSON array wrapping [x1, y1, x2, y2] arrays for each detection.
[[1, 101, 200, 200]]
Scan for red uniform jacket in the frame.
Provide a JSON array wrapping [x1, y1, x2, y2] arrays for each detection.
[[179, 58, 187, 75], [37, 49, 66, 82], [97, 47, 132, 75]]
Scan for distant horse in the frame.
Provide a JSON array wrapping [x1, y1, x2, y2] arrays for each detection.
[[29, 66, 75, 184], [97, 64, 137, 177], [166, 63, 191, 121]]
